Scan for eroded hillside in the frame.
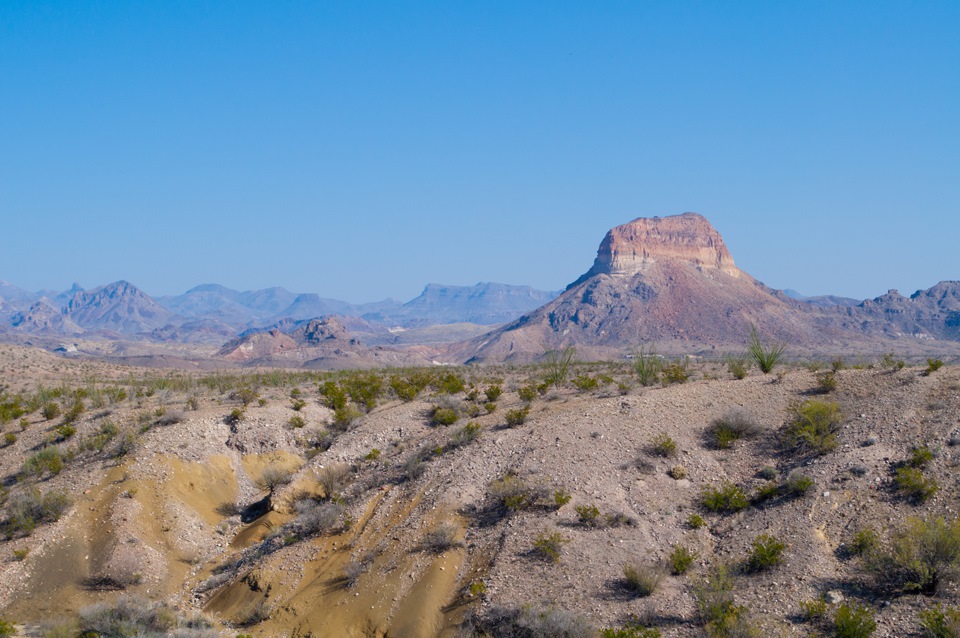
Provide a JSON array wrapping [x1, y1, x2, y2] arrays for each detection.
[[1, 344, 960, 637]]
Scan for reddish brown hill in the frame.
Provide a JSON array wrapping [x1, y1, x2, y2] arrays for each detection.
[[451, 213, 835, 362]]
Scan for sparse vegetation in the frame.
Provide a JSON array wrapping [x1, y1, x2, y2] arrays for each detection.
[[834, 603, 876, 638], [745, 534, 785, 572], [632, 345, 664, 386], [532, 531, 568, 563], [701, 482, 749, 514], [782, 399, 843, 455], [919, 604, 960, 638], [926, 358, 945, 375], [705, 410, 761, 449], [815, 370, 838, 393], [649, 431, 678, 457], [543, 346, 577, 387], [669, 543, 697, 575], [687, 513, 706, 529], [726, 353, 750, 379], [3, 488, 71, 538], [504, 406, 530, 427], [661, 360, 689, 384], [748, 325, 786, 374], [622, 562, 665, 596], [575, 504, 601, 527], [894, 466, 939, 503], [868, 516, 960, 594]]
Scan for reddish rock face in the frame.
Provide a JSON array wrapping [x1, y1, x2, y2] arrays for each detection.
[[587, 212, 741, 278]]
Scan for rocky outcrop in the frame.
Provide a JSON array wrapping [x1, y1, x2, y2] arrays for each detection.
[[571, 213, 741, 287], [65, 280, 173, 333], [11, 301, 83, 335]]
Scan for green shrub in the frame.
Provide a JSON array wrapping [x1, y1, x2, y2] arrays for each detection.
[[431, 407, 459, 426], [225, 408, 245, 425], [748, 325, 786, 374], [701, 482, 749, 514], [661, 361, 689, 385], [815, 370, 837, 393], [447, 422, 482, 450], [784, 471, 815, 497], [669, 543, 697, 575], [782, 399, 842, 455], [22, 447, 64, 478], [504, 406, 530, 427], [290, 398, 306, 411], [799, 595, 828, 622], [342, 372, 384, 410], [919, 604, 960, 638], [752, 481, 779, 503], [869, 516, 960, 594], [543, 346, 577, 387], [571, 374, 599, 392], [484, 385, 503, 402], [41, 402, 61, 421], [758, 465, 777, 480], [687, 513, 706, 529], [706, 410, 761, 449], [2, 432, 15, 447], [490, 473, 548, 512], [622, 562, 665, 596], [575, 504, 601, 527], [78, 596, 215, 638], [13, 548, 29, 561], [532, 531, 568, 563], [632, 345, 664, 387], [319, 381, 349, 410], [745, 534, 785, 572], [435, 372, 465, 395], [517, 384, 538, 402], [926, 359, 945, 375], [880, 352, 905, 371], [288, 415, 306, 429], [364, 448, 381, 461], [553, 489, 572, 508], [650, 432, 678, 458], [894, 466, 939, 503], [834, 603, 876, 638], [54, 424, 76, 441], [0, 619, 12, 638], [332, 404, 363, 429], [726, 353, 750, 380], [850, 527, 879, 557], [693, 563, 752, 637], [910, 446, 935, 468], [601, 625, 661, 638], [3, 488, 71, 538]]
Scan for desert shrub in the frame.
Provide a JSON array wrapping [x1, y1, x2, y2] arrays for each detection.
[[601, 626, 661, 638], [799, 595, 828, 622], [288, 415, 306, 429], [504, 406, 530, 427], [894, 466, 939, 503], [745, 534, 785, 572], [571, 374, 599, 392], [919, 604, 960, 638], [752, 482, 780, 504], [758, 465, 777, 480], [435, 371, 465, 395], [661, 360, 689, 385], [622, 562, 665, 596], [22, 446, 64, 478], [484, 384, 503, 402], [517, 384, 538, 402], [54, 424, 76, 441], [575, 504, 601, 527], [688, 513, 706, 529], [748, 325, 786, 374], [693, 563, 754, 637], [869, 516, 960, 594], [41, 402, 61, 421], [668, 464, 688, 479], [490, 472, 548, 512], [850, 527, 879, 557], [342, 372, 383, 411], [649, 432, 678, 457], [701, 482, 749, 514], [532, 531, 568, 563], [0, 619, 12, 638], [363, 448, 381, 461], [632, 345, 664, 386], [706, 410, 761, 449], [13, 548, 29, 561], [784, 471, 815, 497], [156, 410, 184, 426], [447, 422, 481, 450], [2, 432, 15, 447], [3, 488, 71, 538], [474, 605, 595, 638], [880, 352, 905, 370], [421, 523, 461, 553], [815, 370, 838, 393], [225, 408, 245, 425], [288, 500, 345, 537], [290, 398, 306, 411], [726, 353, 750, 380], [318, 381, 349, 410], [926, 359, 945, 375], [910, 446, 936, 468], [834, 603, 876, 638], [316, 464, 351, 500], [782, 399, 842, 455], [78, 595, 215, 638], [553, 489, 572, 507], [257, 465, 293, 494], [431, 407, 459, 426], [669, 543, 698, 575], [332, 404, 363, 430], [543, 346, 577, 387]]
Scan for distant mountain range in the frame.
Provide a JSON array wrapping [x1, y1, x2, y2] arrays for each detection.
[[0, 279, 560, 345]]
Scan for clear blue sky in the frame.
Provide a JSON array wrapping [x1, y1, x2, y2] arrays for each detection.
[[1, 1, 957, 302]]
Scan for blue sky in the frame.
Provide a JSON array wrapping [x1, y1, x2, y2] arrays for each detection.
[[1, 1, 957, 302]]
